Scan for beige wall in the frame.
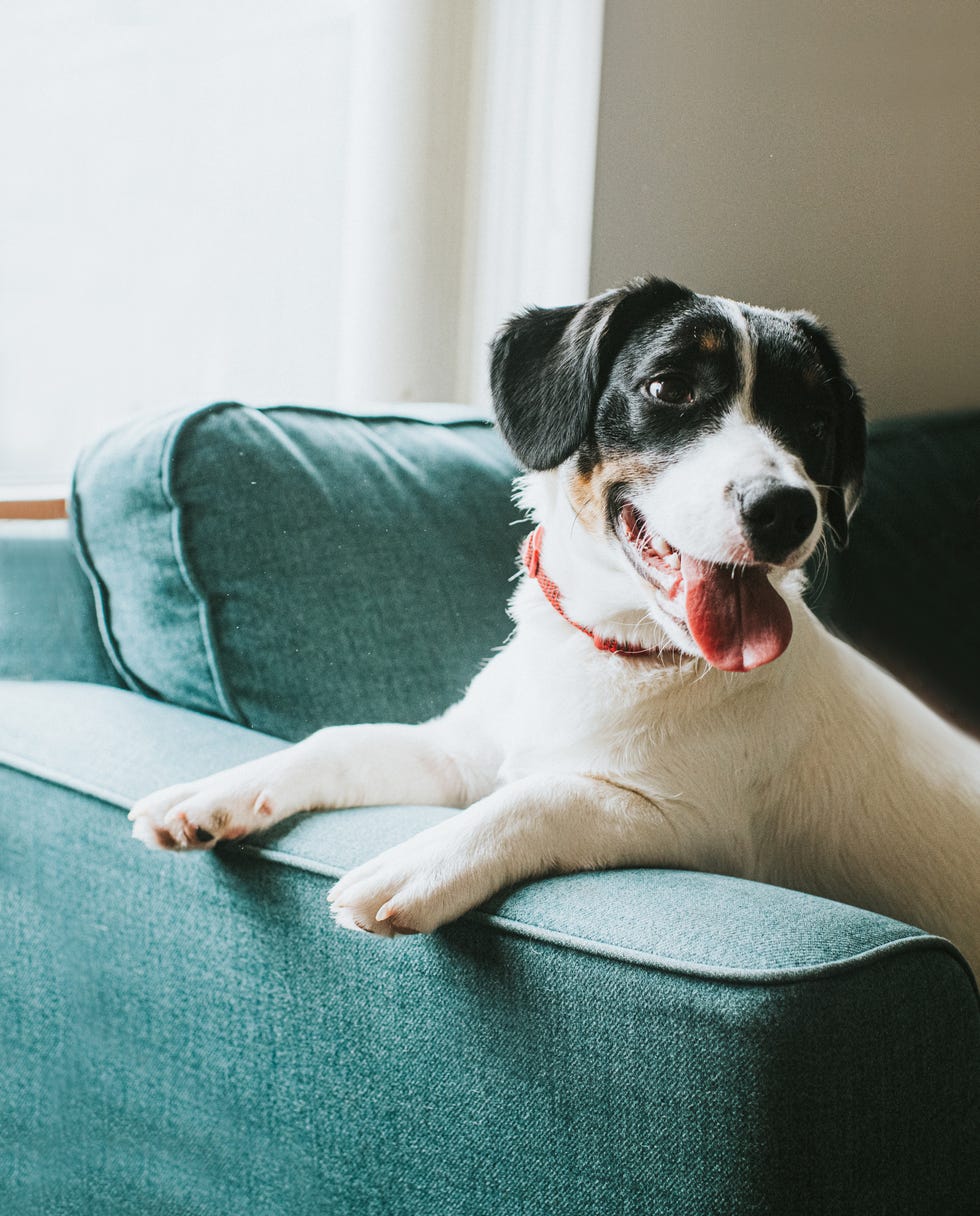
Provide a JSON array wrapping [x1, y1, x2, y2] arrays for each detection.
[[590, 1, 979, 418]]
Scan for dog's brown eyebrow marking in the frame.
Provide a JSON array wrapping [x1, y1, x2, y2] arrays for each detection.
[[698, 329, 725, 352]]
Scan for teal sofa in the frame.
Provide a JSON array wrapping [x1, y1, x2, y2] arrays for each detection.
[[2, 403, 978, 1215]]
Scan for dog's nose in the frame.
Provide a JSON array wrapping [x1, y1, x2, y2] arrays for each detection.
[[738, 480, 818, 564]]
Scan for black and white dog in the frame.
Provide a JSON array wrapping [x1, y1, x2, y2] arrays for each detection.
[[131, 277, 980, 975]]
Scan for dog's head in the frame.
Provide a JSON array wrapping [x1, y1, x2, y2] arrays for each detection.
[[490, 276, 866, 672]]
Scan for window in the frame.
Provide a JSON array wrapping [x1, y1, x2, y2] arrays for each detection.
[[0, 0, 604, 489], [1, 0, 355, 486]]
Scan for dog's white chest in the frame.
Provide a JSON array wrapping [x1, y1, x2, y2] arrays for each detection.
[[467, 624, 703, 791]]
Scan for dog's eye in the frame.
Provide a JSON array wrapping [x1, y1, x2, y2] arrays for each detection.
[[642, 376, 694, 405], [808, 413, 832, 441]]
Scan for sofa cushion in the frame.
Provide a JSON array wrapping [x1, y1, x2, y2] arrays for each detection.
[[70, 403, 519, 741], [808, 410, 980, 733]]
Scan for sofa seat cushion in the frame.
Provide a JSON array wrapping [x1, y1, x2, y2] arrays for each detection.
[[1, 678, 969, 983], [70, 403, 519, 741]]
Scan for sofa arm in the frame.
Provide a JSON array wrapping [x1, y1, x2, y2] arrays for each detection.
[[0, 521, 122, 687], [3, 680, 978, 1215]]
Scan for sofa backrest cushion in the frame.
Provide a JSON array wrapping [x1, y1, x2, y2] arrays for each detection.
[[71, 401, 980, 741], [807, 410, 980, 735], [71, 403, 519, 740]]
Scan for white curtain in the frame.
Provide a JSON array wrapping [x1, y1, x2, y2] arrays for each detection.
[[0, 0, 604, 486]]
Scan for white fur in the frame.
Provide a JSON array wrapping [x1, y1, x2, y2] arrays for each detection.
[[718, 296, 757, 422], [644, 410, 819, 569], [131, 462, 980, 972]]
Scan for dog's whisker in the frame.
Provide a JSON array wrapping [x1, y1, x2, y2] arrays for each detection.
[[806, 533, 832, 601]]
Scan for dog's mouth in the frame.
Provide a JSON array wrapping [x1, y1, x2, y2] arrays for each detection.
[[616, 502, 793, 672]]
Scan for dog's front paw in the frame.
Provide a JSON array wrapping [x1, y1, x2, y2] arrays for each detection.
[[327, 821, 498, 939], [129, 758, 288, 851]]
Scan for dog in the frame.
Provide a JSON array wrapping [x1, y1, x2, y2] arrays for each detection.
[[130, 276, 980, 976]]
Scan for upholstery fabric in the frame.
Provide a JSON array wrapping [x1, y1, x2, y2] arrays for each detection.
[[807, 410, 980, 734], [0, 521, 121, 687], [2, 678, 978, 1215], [71, 403, 519, 741]]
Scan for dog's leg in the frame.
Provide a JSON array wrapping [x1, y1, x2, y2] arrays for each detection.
[[328, 773, 680, 937], [129, 720, 487, 851]]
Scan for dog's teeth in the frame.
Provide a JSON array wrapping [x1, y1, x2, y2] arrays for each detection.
[[650, 536, 671, 557], [663, 552, 680, 569]]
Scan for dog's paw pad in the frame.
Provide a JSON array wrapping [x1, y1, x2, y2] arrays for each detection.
[[129, 773, 285, 852]]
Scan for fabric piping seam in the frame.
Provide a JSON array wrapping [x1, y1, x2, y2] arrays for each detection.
[[68, 470, 158, 697], [159, 402, 250, 726]]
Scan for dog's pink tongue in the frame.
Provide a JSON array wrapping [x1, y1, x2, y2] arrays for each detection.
[[680, 555, 792, 672]]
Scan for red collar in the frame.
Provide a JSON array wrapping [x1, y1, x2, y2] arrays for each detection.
[[521, 525, 660, 657]]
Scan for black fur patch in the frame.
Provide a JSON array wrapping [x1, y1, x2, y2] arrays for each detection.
[[592, 299, 744, 467], [489, 277, 691, 470]]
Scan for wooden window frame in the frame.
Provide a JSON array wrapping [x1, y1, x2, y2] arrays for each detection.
[[0, 489, 68, 520]]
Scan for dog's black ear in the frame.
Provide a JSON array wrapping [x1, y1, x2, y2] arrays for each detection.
[[791, 312, 867, 549], [489, 277, 689, 470], [824, 398, 867, 549]]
